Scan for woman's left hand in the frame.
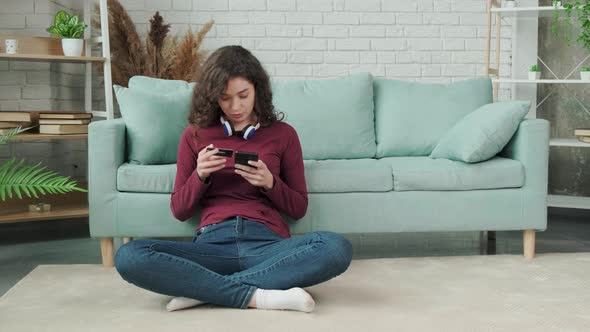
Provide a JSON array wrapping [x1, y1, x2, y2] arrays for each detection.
[[234, 160, 274, 190]]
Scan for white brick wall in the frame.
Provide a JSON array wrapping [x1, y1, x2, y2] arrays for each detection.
[[1, 0, 514, 182], [115, 0, 513, 86]]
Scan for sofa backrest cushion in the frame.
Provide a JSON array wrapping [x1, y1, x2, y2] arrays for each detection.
[[113, 85, 191, 165], [128, 76, 196, 93], [374, 77, 492, 157], [272, 72, 376, 160]]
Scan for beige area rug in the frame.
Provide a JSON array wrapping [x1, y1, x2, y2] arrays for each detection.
[[1, 253, 590, 332]]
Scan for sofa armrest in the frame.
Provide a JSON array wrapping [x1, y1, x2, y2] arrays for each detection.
[[499, 119, 549, 192], [88, 118, 126, 237]]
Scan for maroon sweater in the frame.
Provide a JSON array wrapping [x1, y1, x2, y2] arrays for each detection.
[[170, 121, 308, 238]]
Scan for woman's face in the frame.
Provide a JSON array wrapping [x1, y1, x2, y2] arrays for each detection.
[[218, 76, 256, 131]]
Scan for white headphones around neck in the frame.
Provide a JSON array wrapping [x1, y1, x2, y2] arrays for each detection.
[[219, 116, 261, 140]]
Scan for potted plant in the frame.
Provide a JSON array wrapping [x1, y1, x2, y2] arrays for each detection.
[[0, 127, 87, 202], [529, 65, 541, 80], [46, 10, 87, 56], [503, 0, 517, 8], [553, 0, 562, 6], [581, 67, 590, 80]]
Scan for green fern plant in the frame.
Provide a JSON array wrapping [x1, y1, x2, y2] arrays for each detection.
[[0, 126, 87, 202]]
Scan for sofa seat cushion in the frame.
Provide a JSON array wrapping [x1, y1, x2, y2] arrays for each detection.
[[118, 159, 394, 194], [303, 159, 393, 193], [380, 156, 524, 191], [117, 163, 176, 193]]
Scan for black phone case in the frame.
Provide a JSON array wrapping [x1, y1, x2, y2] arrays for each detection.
[[207, 147, 233, 157], [235, 151, 259, 167]]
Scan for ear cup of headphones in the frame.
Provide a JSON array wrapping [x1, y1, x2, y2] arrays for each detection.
[[220, 116, 234, 136], [242, 124, 256, 140]]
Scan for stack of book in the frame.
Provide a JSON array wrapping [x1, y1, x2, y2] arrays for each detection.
[[39, 112, 92, 134], [0, 111, 38, 134], [574, 129, 590, 143]]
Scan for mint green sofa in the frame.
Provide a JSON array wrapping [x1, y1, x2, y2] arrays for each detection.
[[89, 73, 549, 267]]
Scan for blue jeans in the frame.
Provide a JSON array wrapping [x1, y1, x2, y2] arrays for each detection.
[[114, 216, 353, 309]]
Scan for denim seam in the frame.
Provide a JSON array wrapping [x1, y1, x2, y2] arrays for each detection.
[[229, 242, 320, 280], [235, 218, 242, 270], [240, 285, 257, 309]]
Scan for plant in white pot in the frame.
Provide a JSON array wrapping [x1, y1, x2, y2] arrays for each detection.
[[581, 67, 590, 80], [46, 10, 87, 57], [528, 65, 541, 80]]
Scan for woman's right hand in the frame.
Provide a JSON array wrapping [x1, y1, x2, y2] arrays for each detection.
[[196, 144, 227, 181]]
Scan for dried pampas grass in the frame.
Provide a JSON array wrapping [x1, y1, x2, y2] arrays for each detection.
[[93, 0, 214, 86], [172, 21, 214, 82]]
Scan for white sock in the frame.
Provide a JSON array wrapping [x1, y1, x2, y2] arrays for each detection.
[[166, 297, 207, 312], [254, 287, 315, 313]]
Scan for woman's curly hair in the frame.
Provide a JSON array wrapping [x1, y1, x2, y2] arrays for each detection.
[[190, 45, 284, 135]]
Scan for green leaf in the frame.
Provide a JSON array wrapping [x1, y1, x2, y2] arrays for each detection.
[[0, 159, 87, 202], [67, 15, 78, 26], [54, 10, 70, 25]]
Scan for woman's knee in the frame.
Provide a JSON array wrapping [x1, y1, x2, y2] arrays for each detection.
[[315, 231, 353, 271], [114, 239, 150, 279]]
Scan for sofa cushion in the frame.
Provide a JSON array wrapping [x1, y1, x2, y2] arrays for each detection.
[[303, 159, 392, 193], [117, 159, 393, 194], [430, 100, 531, 163], [128, 75, 196, 93], [113, 85, 191, 165], [374, 77, 492, 158], [117, 163, 177, 193], [380, 156, 524, 191], [272, 72, 376, 160]]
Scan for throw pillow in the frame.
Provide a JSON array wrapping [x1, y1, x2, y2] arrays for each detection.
[[429, 100, 531, 163], [113, 85, 192, 165]]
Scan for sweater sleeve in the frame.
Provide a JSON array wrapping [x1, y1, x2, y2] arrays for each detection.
[[170, 128, 210, 221], [261, 126, 308, 220]]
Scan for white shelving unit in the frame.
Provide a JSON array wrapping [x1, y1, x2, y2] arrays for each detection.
[[486, 1, 590, 209], [0, 0, 113, 224]]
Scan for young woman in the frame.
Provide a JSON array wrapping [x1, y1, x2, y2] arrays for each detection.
[[114, 45, 353, 313]]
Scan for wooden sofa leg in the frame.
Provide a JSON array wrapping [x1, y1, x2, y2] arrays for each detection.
[[523, 230, 535, 260], [101, 237, 115, 267]]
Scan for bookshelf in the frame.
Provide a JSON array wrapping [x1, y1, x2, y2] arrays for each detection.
[[486, 1, 590, 209], [0, 0, 113, 223]]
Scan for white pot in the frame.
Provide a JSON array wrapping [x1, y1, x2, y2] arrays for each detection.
[[504, 0, 517, 8], [528, 71, 541, 80], [581, 71, 590, 81], [61, 38, 83, 56]]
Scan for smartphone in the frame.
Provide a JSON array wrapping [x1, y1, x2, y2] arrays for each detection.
[[235, 151, 259, 168], [207, 147, 233, 157]]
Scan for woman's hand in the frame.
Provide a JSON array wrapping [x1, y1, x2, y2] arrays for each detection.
[[196, 144, 227, 181], [234, 160, 274, 190]]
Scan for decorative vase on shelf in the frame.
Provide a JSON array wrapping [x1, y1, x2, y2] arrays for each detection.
[[503, 0, 517, 8], [581, 68, 590, 81], [528, 71, 541, 80], [61, 38, 83, 56]]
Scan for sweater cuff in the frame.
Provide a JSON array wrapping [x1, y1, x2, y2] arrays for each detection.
[[191, 169, 211, 189], [260, 175, 281, 197]]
